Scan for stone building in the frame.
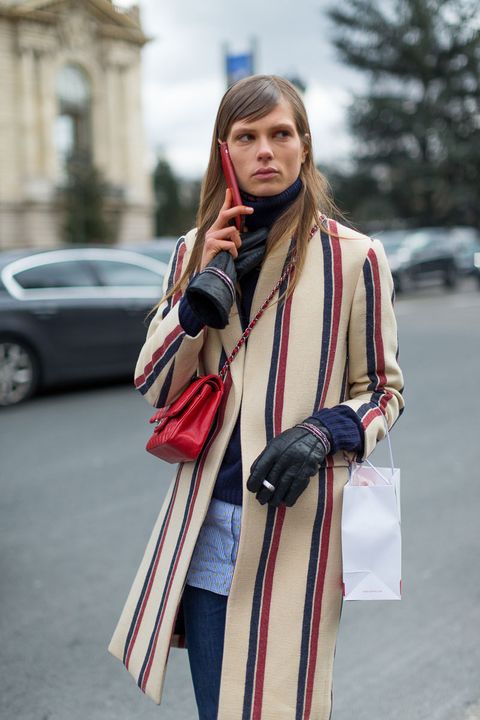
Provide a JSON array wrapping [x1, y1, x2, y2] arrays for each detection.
[[0, 0, 153, 249]]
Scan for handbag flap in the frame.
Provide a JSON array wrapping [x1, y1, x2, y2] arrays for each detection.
[[149, 374, 223, 423]]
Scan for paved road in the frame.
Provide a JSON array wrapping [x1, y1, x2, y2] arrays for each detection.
[[1, 280, 479, 720]]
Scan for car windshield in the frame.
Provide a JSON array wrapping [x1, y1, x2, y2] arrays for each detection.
[[403, 229, 447, 251]]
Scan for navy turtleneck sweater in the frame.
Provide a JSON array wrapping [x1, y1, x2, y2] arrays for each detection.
[[178, 178, 364, 505]]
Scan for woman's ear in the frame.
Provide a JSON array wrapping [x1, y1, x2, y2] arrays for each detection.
[[301, 134, 310, 163], [301, 133, 310, 162]]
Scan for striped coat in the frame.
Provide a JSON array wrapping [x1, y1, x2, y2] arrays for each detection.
[[108, 218, 404, 719]]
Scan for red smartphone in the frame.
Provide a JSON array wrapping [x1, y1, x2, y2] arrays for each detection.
[[219, 141, 243, 231]]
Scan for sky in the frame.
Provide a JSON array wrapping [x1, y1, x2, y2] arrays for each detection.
[[116, 0, 365, 179]]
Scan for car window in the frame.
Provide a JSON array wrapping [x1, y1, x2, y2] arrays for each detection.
[[451, 229, 480, 248], [91, 260, 163, 287], [403, 232, 429, 251], [377, 231, 406, 252], [404, 231, 447, 251], [146, 248, 174, 263], [14, 261, 97, 289]]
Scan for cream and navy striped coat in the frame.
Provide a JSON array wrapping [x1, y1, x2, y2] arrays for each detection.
[[108, 218, 404, 719]]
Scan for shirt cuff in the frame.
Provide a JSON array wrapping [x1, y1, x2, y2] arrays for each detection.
[[310, 406, 364, 455], [178, 295, 205, 337]]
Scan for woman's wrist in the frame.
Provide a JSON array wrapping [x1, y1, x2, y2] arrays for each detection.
[[296, 421, 332, 455], [178, 295, 205, 336], [309, 407, 364, 455]]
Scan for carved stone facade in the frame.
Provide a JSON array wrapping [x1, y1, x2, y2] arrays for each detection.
[[0, 0, 153, 248]]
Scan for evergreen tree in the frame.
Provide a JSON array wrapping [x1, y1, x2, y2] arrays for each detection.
[[153, 158, 183, 235], [328, 0, 480, 226], [180, 178, 202, 231], [62, 153, 113, 244], [320, 163, 389, 229]]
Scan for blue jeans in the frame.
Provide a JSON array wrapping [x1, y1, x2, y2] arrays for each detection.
[[182, 583, 228, 720]]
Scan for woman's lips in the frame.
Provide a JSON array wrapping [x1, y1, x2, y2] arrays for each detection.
[[253, 170, 279, 180]]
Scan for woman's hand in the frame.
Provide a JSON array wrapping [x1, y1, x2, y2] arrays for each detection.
[[247, 421, 332, 508], [200, 189, 253, 271]]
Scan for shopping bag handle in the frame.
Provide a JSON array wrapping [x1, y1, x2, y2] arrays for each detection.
[[363, 413, 396, 483], [383, 413, 395, 474]]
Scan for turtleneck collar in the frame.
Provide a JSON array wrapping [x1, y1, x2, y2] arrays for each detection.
[[240, 176, 303, 232]]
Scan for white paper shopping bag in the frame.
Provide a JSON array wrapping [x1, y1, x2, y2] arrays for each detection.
[[341, 426, 402, 601]]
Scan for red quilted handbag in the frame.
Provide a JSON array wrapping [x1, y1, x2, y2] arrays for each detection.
[[146, 374, 224, 462], [145, 226, 317, 464]]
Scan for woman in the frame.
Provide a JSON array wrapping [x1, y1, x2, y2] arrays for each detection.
[[108, 75, 404, 720]]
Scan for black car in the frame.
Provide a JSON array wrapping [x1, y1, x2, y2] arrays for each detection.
[[0, 247, 167, 406], [377, 227, 470, 292], [119, 237, 178, 264], [474, 250, 480, 288], [448, 226, 480, 278]]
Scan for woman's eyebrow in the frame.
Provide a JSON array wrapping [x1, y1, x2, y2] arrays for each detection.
[[233, 122, 296, 133]]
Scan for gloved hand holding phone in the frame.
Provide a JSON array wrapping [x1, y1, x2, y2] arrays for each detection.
[[186, 142, 269, 329]]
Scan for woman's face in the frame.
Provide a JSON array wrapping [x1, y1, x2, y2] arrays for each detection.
[[225, 97, 307, 197]]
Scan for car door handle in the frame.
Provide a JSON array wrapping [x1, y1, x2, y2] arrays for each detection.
[[31, 307, 59, 318], [123, 301, 150, 313]]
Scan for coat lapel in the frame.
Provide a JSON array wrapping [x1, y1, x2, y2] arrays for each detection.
[[248, 232, 293, 323]]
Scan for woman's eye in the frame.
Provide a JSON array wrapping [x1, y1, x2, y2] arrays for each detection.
[[275, 130, 291, 138], [237, 133, 253, 142]]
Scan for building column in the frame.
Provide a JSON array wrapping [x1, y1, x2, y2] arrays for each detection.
[[104, 62, 127, 188], [18, 48, 38, 185], [117, 64, 129, 187], [92, 64, 108, 174], [104, 63, 116, 184], [37, 51, 57, 186], [124, 59, 151, 204]]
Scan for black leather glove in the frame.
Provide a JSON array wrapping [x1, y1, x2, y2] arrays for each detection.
[[184, 227, 268, 329], [246, 418, 332, 507], [185, 250, 237, 329]]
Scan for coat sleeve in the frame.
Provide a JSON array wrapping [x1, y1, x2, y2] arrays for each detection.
[[339, 237, 405, 461], [133, 232, 207, 408]]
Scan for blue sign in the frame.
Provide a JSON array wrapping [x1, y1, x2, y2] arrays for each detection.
[[226, 52, 254, 85]]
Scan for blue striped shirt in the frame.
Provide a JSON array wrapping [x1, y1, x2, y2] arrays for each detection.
[[186, 498, 242, 596]]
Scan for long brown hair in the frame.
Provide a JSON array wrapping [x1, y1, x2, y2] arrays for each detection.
[[162, 74, 340, 307]]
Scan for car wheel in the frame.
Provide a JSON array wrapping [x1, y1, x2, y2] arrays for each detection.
[[0, 337, 39, 406], [443, 263, 458, 289]]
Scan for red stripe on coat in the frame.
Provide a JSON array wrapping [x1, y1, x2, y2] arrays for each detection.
[[303, 465, 334, 719], [134, 324, 184, 388], [361, 392, 393, 429], [172, 242, 187, 307]]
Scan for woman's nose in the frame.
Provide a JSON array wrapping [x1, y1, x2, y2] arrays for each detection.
[[256, 139, 273, 160]]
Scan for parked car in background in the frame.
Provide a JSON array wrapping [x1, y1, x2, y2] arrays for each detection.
[[374, 230, 408, 292], [376, 227, 480, 293], [0, 247, 167, 407], [474, 250, 480, 288], [448, 226, 480, 276], [119, 237, 178, 264]]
